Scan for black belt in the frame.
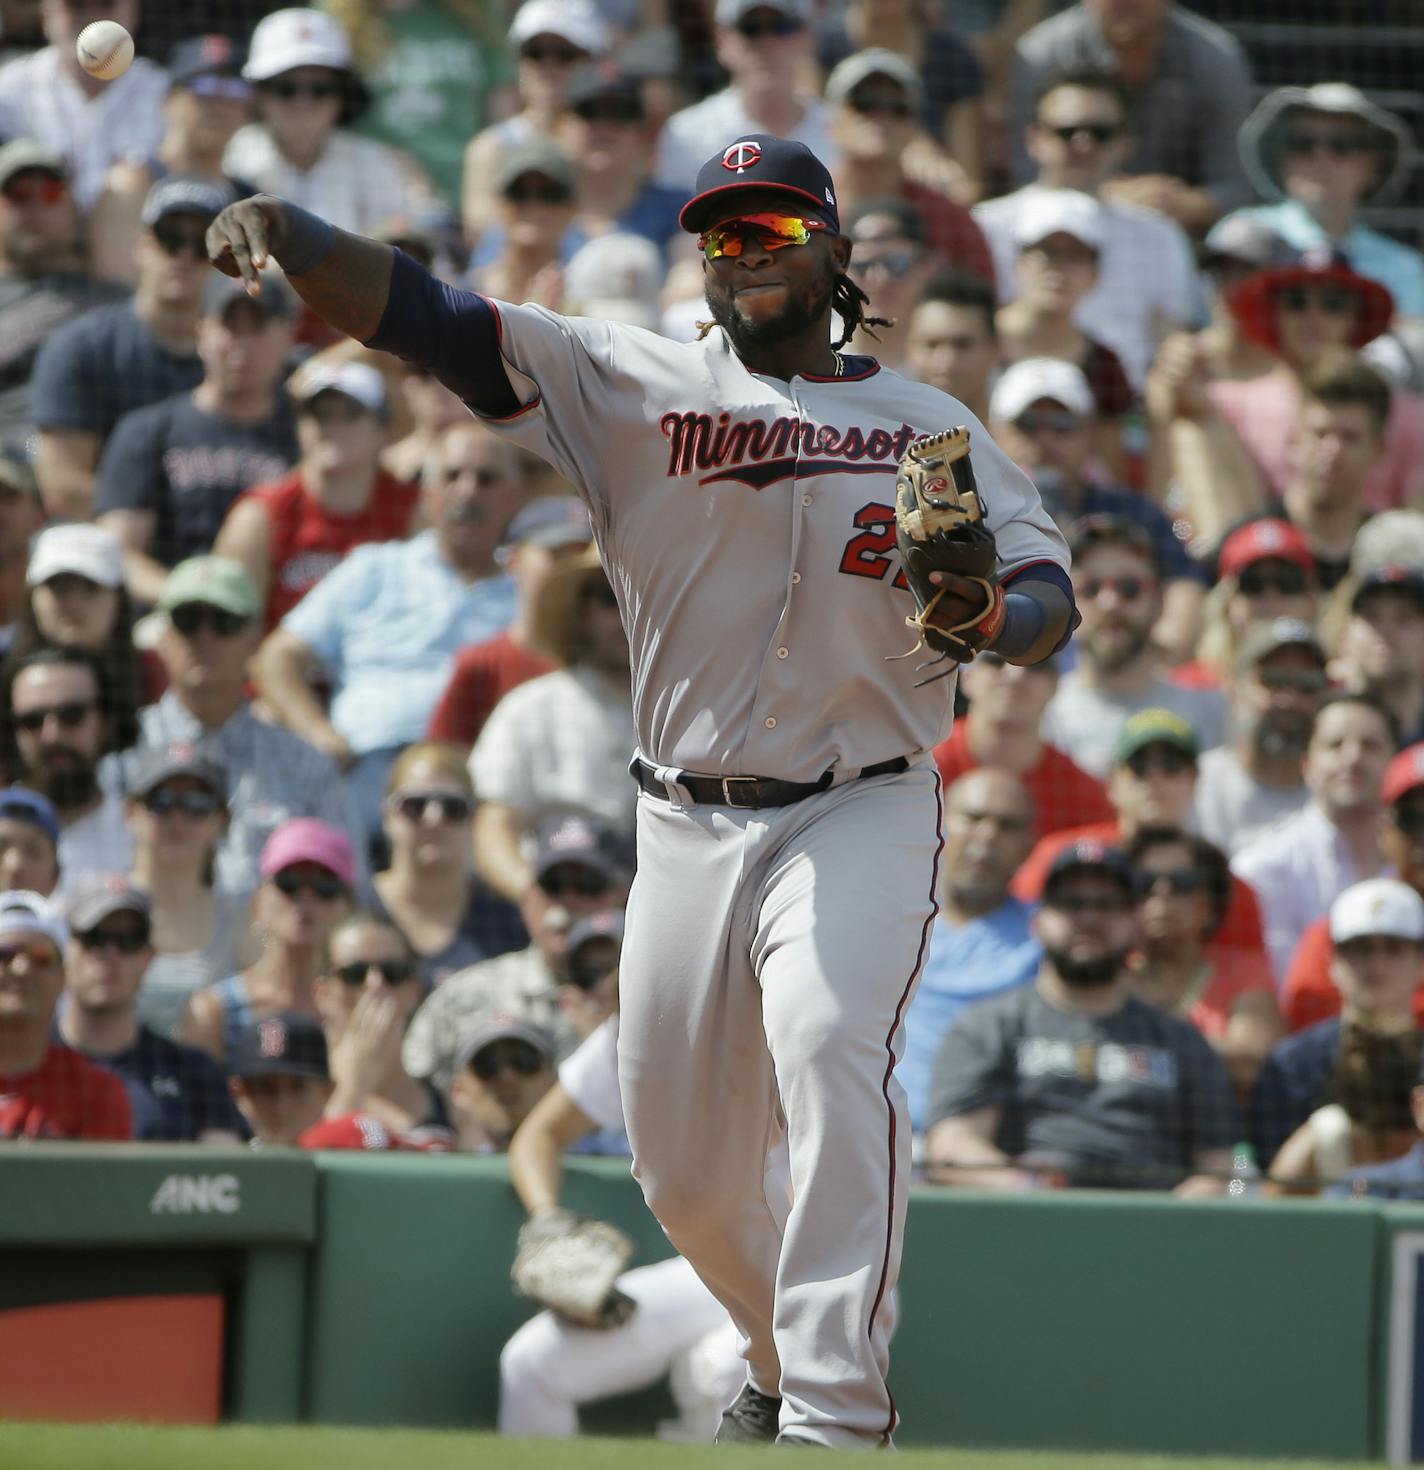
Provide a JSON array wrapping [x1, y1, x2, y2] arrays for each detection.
[[632, 756, 909, 809]]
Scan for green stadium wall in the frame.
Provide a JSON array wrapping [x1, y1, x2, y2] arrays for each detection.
[[0, 1146, 1411, 1459]]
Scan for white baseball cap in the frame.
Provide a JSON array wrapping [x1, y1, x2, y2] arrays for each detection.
[[243, 8, 353, 82], [27, 524, 124, 590], [291, 361, 387, 416], [509, 0, 609, 56], [0, 890, 68, 952], [1012, 189, 1106, 252], [989, 357, 1095, 424], [565, 233, 663, 332], [1330, 878, 1424, 945]]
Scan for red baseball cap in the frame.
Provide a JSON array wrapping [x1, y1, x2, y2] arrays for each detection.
[[1227, 250, 1394, 354], [1218, 518, 1315, 580], [1382, 744, 1424, 807]]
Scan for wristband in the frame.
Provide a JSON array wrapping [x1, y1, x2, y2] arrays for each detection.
[[275, 202, 336, 277], [988, 590, 1046, 660]]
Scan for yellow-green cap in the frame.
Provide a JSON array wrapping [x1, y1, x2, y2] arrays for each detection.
[[1113, 708, 1199, 767], [158, 556, 261, 622]]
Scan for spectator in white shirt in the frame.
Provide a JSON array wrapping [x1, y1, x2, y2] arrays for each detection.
[[654, 0, 836, 194], [1042, 515, 1226, 778], [1232, 693, 1398, 986], [1194, 618, 1327, 858], [0, 646, 136, 893], [470, 547, 634, 903], [0, 0, 168, 210], [224, 8, 427, 237], [973, 69, 1198, 386]]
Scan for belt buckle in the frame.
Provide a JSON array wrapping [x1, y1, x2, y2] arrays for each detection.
[[720, 776, 761, 808]]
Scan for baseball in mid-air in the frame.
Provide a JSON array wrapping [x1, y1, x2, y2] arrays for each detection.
[[76, 19, 134, 80]]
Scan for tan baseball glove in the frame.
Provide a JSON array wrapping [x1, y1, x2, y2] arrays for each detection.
[[893, 428, 1005, 677], [511, 1208, 637, 1330]]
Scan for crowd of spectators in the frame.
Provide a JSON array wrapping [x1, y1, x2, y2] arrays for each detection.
[[1, 0, 1424, 1325]]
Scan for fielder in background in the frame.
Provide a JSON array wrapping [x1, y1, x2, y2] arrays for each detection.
[[206, 132, 1073, 1448]]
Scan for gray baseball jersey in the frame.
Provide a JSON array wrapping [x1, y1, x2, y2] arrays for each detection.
[[477, 306, 1070, 779], [366, 250, 1069, 1448]]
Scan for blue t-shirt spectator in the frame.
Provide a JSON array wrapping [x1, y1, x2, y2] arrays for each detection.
[[1329, 1141, 1424, 1200], [95, 391, 298, 569], [31, 298, 202, 442], [1248, 1017, 1341, 1168], [282, 530, 517, 755], [900, 897, 1040, 1133], [74, 1026, 243, 1141]]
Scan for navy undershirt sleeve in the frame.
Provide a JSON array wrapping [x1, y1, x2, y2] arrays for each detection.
[[1000, 562, 1080, 657], [366, 249, 522, 418]]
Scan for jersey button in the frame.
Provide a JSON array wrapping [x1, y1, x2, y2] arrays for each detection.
[[764, 717, 777, 729], [790, 572, 802, 584], [801, 495, 812, 507], [777, 647, 788, 659]]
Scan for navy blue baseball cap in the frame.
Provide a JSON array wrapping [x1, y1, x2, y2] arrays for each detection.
[[679, 134, 840, 235], [0, 787, 59, 847], [1043, 840, 1140, 900]]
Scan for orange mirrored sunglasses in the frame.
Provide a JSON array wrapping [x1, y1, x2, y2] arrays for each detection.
[[698, 213, 829, 260]]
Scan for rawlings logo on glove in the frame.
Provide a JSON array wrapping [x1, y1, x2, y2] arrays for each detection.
[[511, 1207, 637, 1330], [891, 427, 1002, 680]]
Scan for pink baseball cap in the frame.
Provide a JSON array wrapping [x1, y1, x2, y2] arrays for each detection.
[[1382, 744, 1424, 808], [259, 818, 358, 890]]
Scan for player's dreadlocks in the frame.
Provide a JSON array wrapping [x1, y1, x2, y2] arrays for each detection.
[[695, 271, 895, 348], [832, 272, 893, 349]]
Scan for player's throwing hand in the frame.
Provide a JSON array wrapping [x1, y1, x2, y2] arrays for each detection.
[[207, 194, 289, 291]]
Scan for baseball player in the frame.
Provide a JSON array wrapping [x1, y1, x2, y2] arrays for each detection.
[[502, 1009, 742, 1440], [207, 134, 1074, 1448]]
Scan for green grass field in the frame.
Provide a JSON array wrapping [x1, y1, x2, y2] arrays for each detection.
[[0, 1424, 1380, 1470]]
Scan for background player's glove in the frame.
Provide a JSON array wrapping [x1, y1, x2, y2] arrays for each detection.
[[892, 428, 1004, 676], [512, 1207, 637, 1329]]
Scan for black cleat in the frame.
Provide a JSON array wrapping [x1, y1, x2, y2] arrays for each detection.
[[716, 1383, 782, 1445]]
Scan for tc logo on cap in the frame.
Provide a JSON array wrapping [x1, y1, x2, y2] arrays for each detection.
[[723, 140, 762, 173]]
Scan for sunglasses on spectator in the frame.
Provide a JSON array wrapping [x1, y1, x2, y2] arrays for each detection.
[[187, 74, 254, 102], [1138, 868, 1205, 898], [1283, 131, 1376, 157], [1236, 564, 1310, 596], [1015, 409, 1080, 435], [392, 793, 474, 823], [504, 177, 572, 206], [1043, 121, 1121, 146], [567, 956, 616, 992], [575, 98, 643, 124], [538, 866, 610, 899], [735, 13, 804, 38], [0, 938, 58, 967], [1125, 748, 1195, 778], [169, 603, 251, 637], [3, 172, 66, 205], [335, 959, 416, 986], [1079, 575, 1149, 601], [1272, 285, 1357, 315], [76, 925, 150, 954], [144, 789, 222, 818], [1391, 800, 1424, 838], [14, 700, 95, 733], [153, 222, 209, 259], [469, 1039, 546, 1079], [262, 78, 342, 103], [520, 41, 583, 64], [1256, 668, 1328, 693], [580, 582, 620, 609], [699, 213, 827, 261], [850, 94, 913, 119], [273, 870, 348, 902], [1048, 892, 1131, 916], [857, 250, 921, 279]]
